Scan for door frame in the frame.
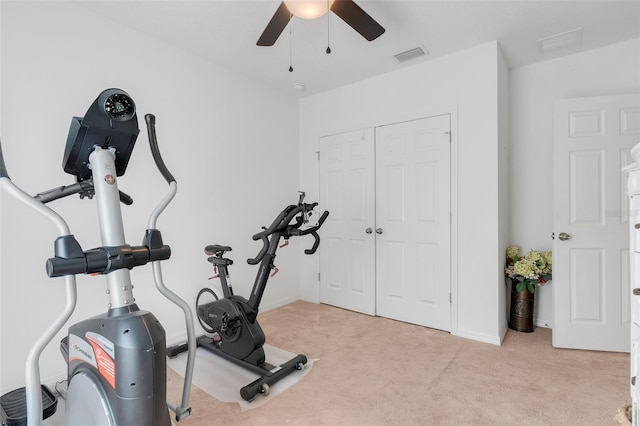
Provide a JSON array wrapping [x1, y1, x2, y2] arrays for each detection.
[[315, 106, 460, 335]]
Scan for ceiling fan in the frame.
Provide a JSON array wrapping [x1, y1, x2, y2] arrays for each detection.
[[257, 0, 385, 47]]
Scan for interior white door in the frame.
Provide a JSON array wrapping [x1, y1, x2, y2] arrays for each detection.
[[375, 115, 451, 331], [319, 128, 376, 315], [553, 93, 640, 352]]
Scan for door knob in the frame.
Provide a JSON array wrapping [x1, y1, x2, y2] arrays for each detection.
[[365, 227, 373, 234], [376, 228, 383, 235], [558, 232, 571, 241]]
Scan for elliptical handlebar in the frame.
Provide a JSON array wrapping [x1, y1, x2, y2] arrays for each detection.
[[142, 113, 196, 421], [145, 114, 176, 185], [144, 114, 178, 231], [0, 139, 9, 179], [0, 139, 77, 426], [33, 181, 134, 205]]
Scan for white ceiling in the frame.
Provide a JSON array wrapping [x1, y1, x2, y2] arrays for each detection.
[[78, 0, 640, 97]]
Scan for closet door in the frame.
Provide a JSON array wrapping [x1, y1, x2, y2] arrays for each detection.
[[319, 129, 376, 315], [318, 115, 452, 332], [375, 115, 451, 331]]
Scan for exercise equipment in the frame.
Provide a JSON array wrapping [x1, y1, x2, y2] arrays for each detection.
[[0, 88, 196, 426], [168, 193, 328, 401]]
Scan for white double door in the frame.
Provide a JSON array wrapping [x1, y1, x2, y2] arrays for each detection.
[[319, 114, 451, 331]]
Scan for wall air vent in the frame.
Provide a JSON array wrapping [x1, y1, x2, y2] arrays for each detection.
[[394, 46, 428, 63]]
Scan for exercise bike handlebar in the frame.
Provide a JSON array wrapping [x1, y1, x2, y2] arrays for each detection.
[[300, 210, 329, 255], [247, 202, 329, 264], [247, 207, 295, 265]]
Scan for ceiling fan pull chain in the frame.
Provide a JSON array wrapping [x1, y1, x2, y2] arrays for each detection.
[[289, 14, 294, 72], [326, 0, 332, 54]]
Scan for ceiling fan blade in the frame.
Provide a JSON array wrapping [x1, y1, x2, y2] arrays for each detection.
[[330, 0, 385, 42], [257, 2, 291, 46]]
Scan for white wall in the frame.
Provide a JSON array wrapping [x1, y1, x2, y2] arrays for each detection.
[[298, 41, 508, 345], [509, 38, 640, 327], [0, 2, 299, 392]]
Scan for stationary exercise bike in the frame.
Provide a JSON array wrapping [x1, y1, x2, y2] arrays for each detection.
[[168, 193, 328, 401], [0, 89, 196, 425]]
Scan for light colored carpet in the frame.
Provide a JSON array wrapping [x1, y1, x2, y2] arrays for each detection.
[[167, 300, 631, 425]]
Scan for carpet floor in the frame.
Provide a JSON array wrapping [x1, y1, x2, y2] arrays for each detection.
[[167, 300, 630, 425]]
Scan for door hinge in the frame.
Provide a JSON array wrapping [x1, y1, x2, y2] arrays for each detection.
[[316, 151, 320, 160], [445, 131, 451, 143], [318, 272, 321, 281], [449, 293, 452, 304]]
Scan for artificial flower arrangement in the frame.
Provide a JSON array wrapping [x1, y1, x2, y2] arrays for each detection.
[[505, 245, 552, 294]]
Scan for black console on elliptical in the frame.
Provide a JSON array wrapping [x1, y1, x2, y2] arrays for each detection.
[[168, 193, 328, 401]]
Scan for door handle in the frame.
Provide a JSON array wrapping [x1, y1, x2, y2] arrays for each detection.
[[365, 227, 373, 234], [376, 228, 383, 235], [558, 232, 571, 241]]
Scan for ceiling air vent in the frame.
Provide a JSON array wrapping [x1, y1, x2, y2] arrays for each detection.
[[538, 28, 583, 52], [394, 46, 427, 63]]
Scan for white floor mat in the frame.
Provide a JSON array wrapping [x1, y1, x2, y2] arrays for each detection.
[[167, 344, 316, 412]]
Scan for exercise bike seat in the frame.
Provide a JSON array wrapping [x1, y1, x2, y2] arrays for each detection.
[[205, 245, 234, 267], [204, 244, 232, 256]]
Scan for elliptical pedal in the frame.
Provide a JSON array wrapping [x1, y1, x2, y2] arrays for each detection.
[[0, 385, 57, 426]]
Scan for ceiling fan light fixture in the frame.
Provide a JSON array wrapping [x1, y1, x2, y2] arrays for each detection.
[[284, 0, 336, 20]]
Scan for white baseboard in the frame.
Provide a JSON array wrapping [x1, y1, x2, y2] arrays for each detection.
[[259, 296, 300, 313], [453, 328, 502, 346], [535, 319, 552, 328]]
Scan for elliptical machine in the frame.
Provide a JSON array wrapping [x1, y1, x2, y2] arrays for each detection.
[[168, 193, 328, 401], [0, 89, 196, 425]]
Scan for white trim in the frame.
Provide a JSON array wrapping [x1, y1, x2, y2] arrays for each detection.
[[259, 296, 301, 314], [454, 328, 502, 346], [499, 320, 509, 344], [449, 106, 459, 337], [535, 319, 552, 328]]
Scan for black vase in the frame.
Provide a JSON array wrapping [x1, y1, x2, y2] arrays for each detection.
[[509, 285, 535, 332]]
